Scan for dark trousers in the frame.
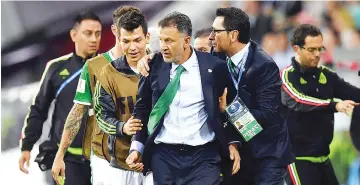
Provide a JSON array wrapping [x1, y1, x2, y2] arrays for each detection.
[[285, 159, 339, 185], [48, 158, 91, 185], [222, 146, 287, 185], [64, 160, 91, 185], [222, 164, 286, 185], [151, 142, 221, 185], [50, 160, 91, 185]]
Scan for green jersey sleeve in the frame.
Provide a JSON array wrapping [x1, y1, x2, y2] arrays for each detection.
[[74, 62, 92, 105]]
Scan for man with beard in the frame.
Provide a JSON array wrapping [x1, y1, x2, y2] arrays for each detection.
[[282, 24, 360, 185]]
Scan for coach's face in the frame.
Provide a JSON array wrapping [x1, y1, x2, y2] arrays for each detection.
[[209, 16, 231, 53], [159, 26, 190, 63]]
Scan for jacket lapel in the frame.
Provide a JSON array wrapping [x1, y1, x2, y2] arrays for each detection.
[[149, 55, 171, 138], [196, 51, 214, 119], [156, 57, 171, 94], [238, 40, 255, 87]]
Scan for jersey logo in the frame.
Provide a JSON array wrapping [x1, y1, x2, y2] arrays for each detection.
[[116, 96, 138, 115], [59, 69, 70, 79], [300, 77, 307, 85], [319, 72, 327, 84]]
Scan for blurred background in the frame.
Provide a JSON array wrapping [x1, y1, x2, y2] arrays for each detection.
[[1, 1, 360, 185]]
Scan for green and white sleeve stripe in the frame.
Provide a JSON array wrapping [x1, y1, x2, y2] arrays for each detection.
[[93, 82, 117, 135]]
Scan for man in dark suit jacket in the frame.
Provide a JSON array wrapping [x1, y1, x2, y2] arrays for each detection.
[[209, 7, 295, 185], [125, 11, 240, 185]]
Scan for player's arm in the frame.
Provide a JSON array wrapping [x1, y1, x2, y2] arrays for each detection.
[[58, 104, 88, 157], [93, 81, 142, 137], [52, 103, 88, 183], [56, 62, 92, 158], [52, 62, 91, 183]]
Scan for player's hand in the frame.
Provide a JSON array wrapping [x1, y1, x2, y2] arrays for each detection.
[[229, 144, 240, 175], [126, 150, 144, 172], [123, 116, 143, 135], [219, 88, 228, 112], [19, 150, 31, 174], [51, 154, 66, 185], [336, 100, 359, 116], [137, 54, 153, 77]]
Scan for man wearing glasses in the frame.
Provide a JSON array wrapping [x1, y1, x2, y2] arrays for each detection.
[[282, 24, 360, 185], [209, 7, 294, 185]]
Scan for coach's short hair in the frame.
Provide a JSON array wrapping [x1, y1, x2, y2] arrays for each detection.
[[158, 11, 192, 36]]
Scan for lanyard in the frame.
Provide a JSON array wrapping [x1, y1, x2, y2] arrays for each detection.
[[227, 56, 246, 91], [227, 51, 248, 101]]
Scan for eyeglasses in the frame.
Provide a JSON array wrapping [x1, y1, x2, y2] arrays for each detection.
[[301, 46, 326, 54], [210, 29, 233, 35]]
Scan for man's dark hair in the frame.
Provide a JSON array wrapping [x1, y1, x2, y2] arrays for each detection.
[[158, 11, 192, 36], [117, 11, 148, 35], [112, 5, 141, 25], [194, 27, 212, 39], [74, 11, 101, 28], [291, 24, 322, 47], [216, 7, 250, 44]]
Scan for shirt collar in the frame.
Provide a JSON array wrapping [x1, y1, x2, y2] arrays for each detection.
[[108, 49, 116, 61], [291, 57, 319, 75], [229, 42, 250, 66], [112, 55, 137, 75], [171, 48, 198, 73], [73, 50, 96, 63]]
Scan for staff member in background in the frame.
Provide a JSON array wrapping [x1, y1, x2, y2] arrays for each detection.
[[281, 24, 360, 185], [19, 11, 101, 185], [193, 27, 212, 52]]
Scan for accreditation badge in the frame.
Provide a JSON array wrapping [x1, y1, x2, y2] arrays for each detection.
[[224, 98, 263, 141]]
